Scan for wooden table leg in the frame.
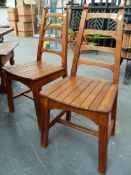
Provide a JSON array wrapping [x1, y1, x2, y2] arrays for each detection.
[[10, 51, 15, 65], [0, 55, 6, 92], [0, 51, 15, 92], [0, 36, 3, 43]]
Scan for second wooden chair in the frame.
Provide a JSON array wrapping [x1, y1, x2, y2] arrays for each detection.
[[3, 7, 68, 130]]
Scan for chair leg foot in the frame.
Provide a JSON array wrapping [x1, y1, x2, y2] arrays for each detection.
[[66, 111, 71, 121], [10, 58, 15, 65], [98, 115, 108, 174], [41, 97, 50, 148], [10, 51, 15, 65]]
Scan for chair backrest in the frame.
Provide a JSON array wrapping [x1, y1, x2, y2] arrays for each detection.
[[71, 4, 124, 84], [37, 7, 68, 75]]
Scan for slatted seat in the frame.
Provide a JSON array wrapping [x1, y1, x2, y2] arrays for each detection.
[[40, 4, 124, 174], [41, 76, 118, 113], [4, 61, 64, 80], [2, 7, 68, 131]]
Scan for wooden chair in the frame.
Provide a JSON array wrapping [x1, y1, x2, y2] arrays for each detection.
[[0, 41, 18, 91], [40, 4, 124, 174], [2, 7, 68, 130]]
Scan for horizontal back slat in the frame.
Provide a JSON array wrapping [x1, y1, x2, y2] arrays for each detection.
[[42, 48, 62, 56], [84, 29, 117, 39], [80, 45, 115, 54], [44, 25, 63, 31], [78, 59, 114, 72], [46, 13, 63, 18], [43, 37, 62, 44], [86, 13, 118, 22]]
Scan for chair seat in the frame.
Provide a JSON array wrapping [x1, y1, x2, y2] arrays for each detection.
[[41, 76, 118, 113], [3, 60, 64, 81]]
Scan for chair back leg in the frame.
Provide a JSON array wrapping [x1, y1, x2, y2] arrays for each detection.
[[98, 114, 109, 174], [41, 97, 50, 147], [66, 111, 71, 121], [5, 73, 14, 112]]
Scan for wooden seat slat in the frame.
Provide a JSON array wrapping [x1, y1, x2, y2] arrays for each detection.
[[49, 76, 80, 98], [4, 61, 56, 74], [41, 77, 72, 96], [5, 62, 63, 80], [26, 68, 64, 80], [17, 66, 60, 78], [4, 60, 37, 70], [63, 78, 92, 104], [71, 79, 99, 107], [55, 77, 85, 101], [98, 85, 118, 112], [88, 83, 111, 111], [80, 81, 106, 109], [13, 64, 56, 75]]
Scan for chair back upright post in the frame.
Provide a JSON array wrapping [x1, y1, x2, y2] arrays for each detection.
[[37, 7, 69, 77], [113, 4, 125, 84], [71, 5, 89, 76], [61, 7, 68, 77], [37, 7, 48, 61], [71, 4, 124, 84]]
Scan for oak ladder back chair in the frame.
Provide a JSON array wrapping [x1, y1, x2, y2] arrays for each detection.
[[3, 7, 68, 130], [40, 4, 124, 174]]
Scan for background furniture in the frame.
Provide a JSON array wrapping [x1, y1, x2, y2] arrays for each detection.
[[0, 27, 13, 42], [121, 2, 131, 84], [0, 27, 18, 92], [0, 42, 18, 91]]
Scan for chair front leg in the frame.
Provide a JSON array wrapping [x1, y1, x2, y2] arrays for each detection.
[[9, 51, 15, 65], [98, 114, 109, 174], [66, 111, 71, 121], [41, 97, 50, 148], [5, 73, 14, 112], [31, 84, 42, 131]]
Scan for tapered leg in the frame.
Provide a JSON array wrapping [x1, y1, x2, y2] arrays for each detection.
[[0, 68, 6, 91], [41, 97, 50, 147], [111, 94, 118, 136], [66, 111, 71, 121], [9, 51, 15, 65], [5, 73, 14, 112], [98, 114, 109, 174], [32, 84, 42, 131]]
